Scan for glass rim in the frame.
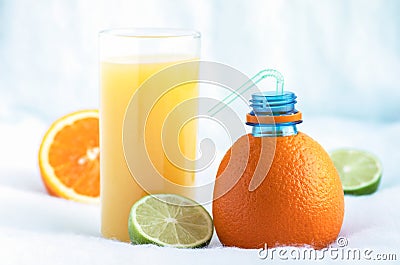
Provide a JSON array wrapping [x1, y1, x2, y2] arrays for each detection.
[[99, 27, 201, 39]]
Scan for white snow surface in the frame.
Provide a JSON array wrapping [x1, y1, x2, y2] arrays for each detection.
[[0, 116, 399, 265]]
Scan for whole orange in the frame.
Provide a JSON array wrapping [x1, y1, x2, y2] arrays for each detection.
[[213, 132, 344, 249]]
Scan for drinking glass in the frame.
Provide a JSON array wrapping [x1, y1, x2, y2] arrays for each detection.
[[99, 28, 200, 241]]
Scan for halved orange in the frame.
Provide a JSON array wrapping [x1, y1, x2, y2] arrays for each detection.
[[38, 110, 100, 203]]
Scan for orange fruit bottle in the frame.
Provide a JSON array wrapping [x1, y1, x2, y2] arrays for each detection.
[[213, 70, 344, 249]]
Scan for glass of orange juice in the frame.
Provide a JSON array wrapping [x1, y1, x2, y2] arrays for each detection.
[[99, 28, 200, 241]]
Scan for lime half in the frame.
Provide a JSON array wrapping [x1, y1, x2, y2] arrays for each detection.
[[330, 149, 382, 195], [128, 194, 213, 248]]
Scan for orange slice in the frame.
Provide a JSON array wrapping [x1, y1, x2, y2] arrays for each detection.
[[38, 110, 100, 203]]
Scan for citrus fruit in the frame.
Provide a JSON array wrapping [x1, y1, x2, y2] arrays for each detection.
[[38, 110, 100, 203], [330, 149, 382, 195], [213, 132, 344, 249], [128, 194, 213, 248]]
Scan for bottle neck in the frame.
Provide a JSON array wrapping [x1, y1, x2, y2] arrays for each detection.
[[252, 123, 298, 137], [246, 91, 302, 137]]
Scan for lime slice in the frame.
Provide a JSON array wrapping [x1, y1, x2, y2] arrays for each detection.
[[330, 149, 382, 195], [128, 194, 213, 248]]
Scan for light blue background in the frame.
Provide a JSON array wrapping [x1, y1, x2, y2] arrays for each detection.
[[0, 0, 399, 123]]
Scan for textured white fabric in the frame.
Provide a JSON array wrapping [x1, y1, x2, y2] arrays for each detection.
[[0, 116, 399, 264]]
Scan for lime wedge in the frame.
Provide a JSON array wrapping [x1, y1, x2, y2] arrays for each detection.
[[128, 194, 213, 248], [330, 149, 382, 195]]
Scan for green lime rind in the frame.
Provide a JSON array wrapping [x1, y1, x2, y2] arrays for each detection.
[[128, 194, 213, 248], [330, 148, 383, 196], [343, 174, 381, 195]]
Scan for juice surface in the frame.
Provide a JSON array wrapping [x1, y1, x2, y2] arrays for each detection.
[[100, 56, 198, 241]]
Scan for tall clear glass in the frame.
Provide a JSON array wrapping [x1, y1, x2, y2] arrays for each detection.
[[99, 28, 200, 241]]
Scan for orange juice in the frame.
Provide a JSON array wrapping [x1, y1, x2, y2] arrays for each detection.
[[100, 56, 198, 241]]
